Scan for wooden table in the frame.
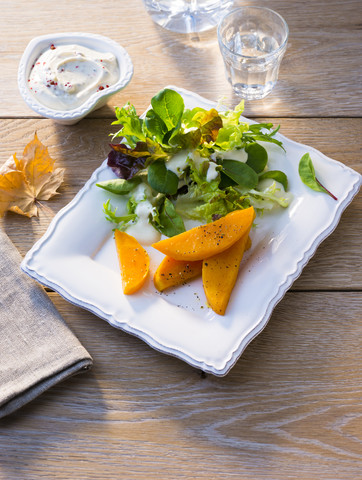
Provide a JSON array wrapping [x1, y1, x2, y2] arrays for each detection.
[[1, 1, 361, 478]]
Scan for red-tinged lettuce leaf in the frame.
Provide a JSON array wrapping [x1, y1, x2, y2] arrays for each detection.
[[199, 109, 223, 143], [145, 138, 171, 159], [107, 145, 148, 179], [169, 128, 202, 150], [110, 142, 151, 158]]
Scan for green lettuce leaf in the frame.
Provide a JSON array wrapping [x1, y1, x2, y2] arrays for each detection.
[[151, 88, 184, 131], [103, 199, 137, 229], [151, 197, 186, 237], [248, 179, 293, 210], [96, 177, 141, 195], [111, 103, 146, 146]]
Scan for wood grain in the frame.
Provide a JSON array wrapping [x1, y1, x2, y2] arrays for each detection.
[[1, 292, 361, 479], [0, 1, 361, 478], [0, 0, 361, 118]]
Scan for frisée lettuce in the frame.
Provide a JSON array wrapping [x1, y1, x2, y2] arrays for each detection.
[[96, 88, 292, 242]]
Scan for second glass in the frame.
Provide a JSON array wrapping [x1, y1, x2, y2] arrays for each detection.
[[142, 0, 234, 34], [218, 6, 289, 100]]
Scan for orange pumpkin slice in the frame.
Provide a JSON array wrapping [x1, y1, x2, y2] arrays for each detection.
[[154, 256, 202, 292], [114, 230, 150, 295], [202, 229, 251, 316], [152, 207, 255, 261]]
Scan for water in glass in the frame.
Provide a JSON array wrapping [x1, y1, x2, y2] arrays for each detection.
[[218, 7, 288, 100]]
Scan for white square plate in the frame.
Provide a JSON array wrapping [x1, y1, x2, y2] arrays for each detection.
[[21, 86, 361, 375]]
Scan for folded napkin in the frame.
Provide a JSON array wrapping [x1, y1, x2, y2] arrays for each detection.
[[0, 227, 93, 419]]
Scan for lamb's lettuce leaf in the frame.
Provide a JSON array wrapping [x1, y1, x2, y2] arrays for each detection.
[[245, 143, 268, 173], [147, 161, 179, 195], [151, 197, 186, 237], [221, 160, 259, 191], [151, 88, 184, 131], [258, 170, 288, 191], [96, 177, 141, 195]]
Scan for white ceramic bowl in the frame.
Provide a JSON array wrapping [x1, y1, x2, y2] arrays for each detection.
[[18, 32, 133, 125]]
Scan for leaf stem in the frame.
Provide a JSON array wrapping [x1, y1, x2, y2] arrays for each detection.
[[316, 178, 338, 201], [36, 200, 56, 218]]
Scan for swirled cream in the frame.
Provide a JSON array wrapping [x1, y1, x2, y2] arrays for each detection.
[[28, 43, 119, 111]]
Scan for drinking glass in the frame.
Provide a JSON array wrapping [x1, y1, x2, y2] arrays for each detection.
[[217, 6, 289, 99], [142, 0, 234, 34]]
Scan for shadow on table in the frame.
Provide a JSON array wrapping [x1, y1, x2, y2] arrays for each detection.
[[150, 24, 228, 98]]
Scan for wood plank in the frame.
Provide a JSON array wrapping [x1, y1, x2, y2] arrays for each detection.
[[1, 1, 361, 478], [0, 0, 361, 118], [1, 117, 360, 289], [258, 117, 362, 290], [1, 291, 361, 479]]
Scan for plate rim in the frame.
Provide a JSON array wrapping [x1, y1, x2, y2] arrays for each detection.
[[21, 85, 361, 376]]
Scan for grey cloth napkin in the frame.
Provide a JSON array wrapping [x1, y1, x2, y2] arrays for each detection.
[[0, 227, 93, 419]]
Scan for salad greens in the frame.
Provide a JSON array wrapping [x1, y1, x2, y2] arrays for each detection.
[[103, 199, 137, 229], [97, 88, 293, 238], [147, 161, 179, 195], [151, 197, 186, 237], [298, 153, 338, 200]]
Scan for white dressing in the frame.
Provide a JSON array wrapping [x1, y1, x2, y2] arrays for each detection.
[[28, 44, 119, 111], [250, 178, 293, 210], [165, 150, 189, 176], [206, 162, 219, 182], [132, 182, 153, 202], [258, 178, 285, 192], [126, 200, 161, 245], [188, 150, 207, 170], [211, 148, 248, 163]]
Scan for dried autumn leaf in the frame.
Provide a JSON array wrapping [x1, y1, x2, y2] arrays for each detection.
[[0, 168, 28, 216], [0, 133, 65, 217]]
